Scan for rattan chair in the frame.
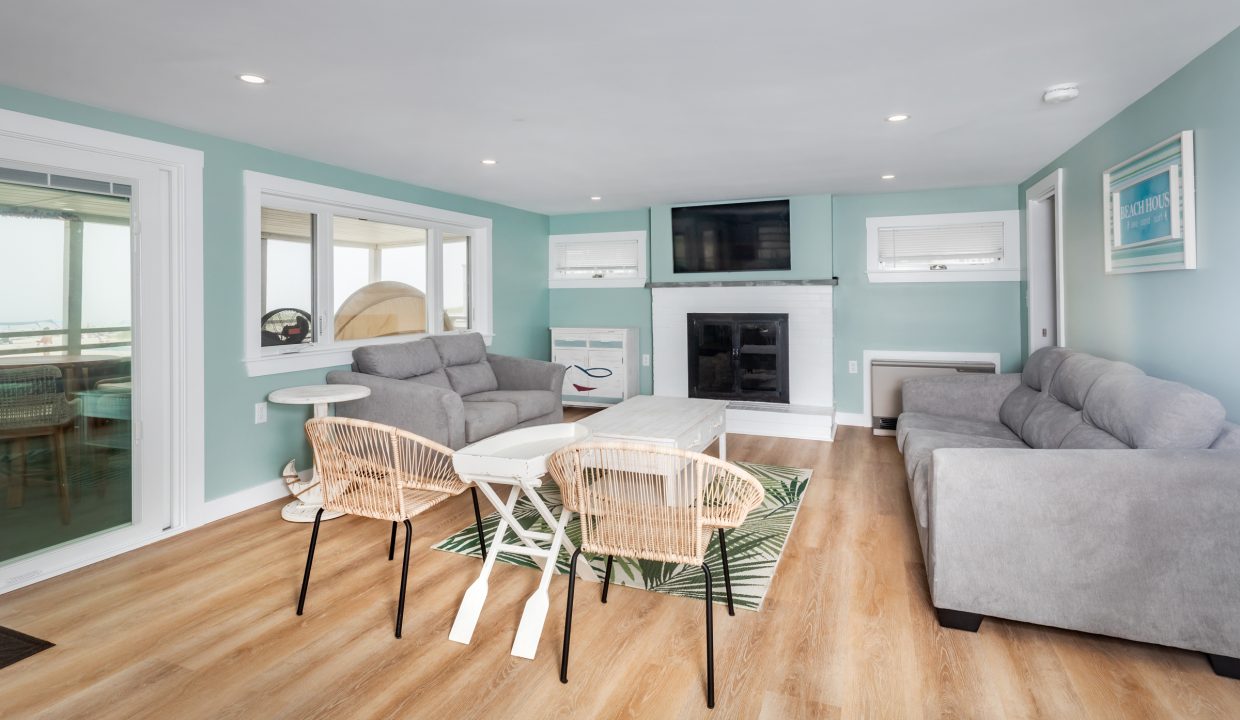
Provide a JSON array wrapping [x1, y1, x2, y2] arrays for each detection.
[[1, 366, 79, 524], [548, 442, 765, 708], [298, 416, 488, 638]]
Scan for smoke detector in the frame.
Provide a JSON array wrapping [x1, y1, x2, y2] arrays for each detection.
[[1042, 83, 1080, 105]]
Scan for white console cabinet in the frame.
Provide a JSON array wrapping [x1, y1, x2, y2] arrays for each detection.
[[551, 327, 639, 407]]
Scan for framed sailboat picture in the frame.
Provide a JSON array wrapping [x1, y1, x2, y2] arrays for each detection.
[[1102, 131, 1196, 274]]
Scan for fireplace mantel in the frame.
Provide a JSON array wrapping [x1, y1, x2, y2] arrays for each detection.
[[646, 278, 837, 289]]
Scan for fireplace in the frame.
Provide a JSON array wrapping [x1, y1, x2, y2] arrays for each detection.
[[687, 313, 789, 404]]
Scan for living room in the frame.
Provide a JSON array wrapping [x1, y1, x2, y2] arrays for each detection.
[[1, 2, 1238, 717]]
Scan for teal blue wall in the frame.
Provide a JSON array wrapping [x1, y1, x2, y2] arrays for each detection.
[[832, 186, 1023, 415], [548, 210, 653, 393], [649, 194, 834, 282], [1019, 27, 1240, 419], [0, 85, 550, 500]]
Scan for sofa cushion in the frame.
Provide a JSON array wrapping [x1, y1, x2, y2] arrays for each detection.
[[464, 390, 558, 422], [1083, 374, 1226, 449], [896, 411, 1020, 452], [463, 401, 519, 443], [445, 362, 499, 396], [431, 333, 488, 366], [1022, 346, 1072, 391], [1048, 354, 1143, 410], [902, 429, 1028, 528], [354, 338, 442, 380], [1060, 424, 1130, 449], [406, 368, 452, 390], [999, 385, 1041, 437], [1211, 422, 1240, 449], [1020, 395, 1086, 449]]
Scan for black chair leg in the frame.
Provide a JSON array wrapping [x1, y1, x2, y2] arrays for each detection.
[[471, 487, 488, 560], [561, 547, 582, 683], [718, 528, 735, 616], [601, 555, 614, 603], [296, 508, 324, 616], [388, 521, 397, 561], [395, 519, 412, 638], [703, 563, 715, 709]]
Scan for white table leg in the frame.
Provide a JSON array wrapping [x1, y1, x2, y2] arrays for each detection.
[[511, 504, 572, 659], [718, 430, 727, 461], [470, 479, 549, 570], [449, 484, 522, 646], [521, 482, 598, 582], [281, 400, 342, 522]]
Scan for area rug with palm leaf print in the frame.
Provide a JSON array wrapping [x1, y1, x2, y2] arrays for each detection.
[[431, 461, 812, 611]]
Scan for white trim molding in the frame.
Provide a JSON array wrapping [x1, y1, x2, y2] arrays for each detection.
[[0, 108, 204, 593], [242, 171, 494, 377], [860, 349, 1003, 425], [1025, 168, 1067, 349]]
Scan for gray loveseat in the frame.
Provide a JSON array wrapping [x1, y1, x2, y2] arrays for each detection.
[[327, 333, 566, 449], [896, 347, 1240, 678]]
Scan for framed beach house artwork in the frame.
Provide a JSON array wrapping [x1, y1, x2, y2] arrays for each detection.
[[1102, 131, 1196, 273]]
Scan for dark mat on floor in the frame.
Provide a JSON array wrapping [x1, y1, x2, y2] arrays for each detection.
[[0, 626, 53, 669]]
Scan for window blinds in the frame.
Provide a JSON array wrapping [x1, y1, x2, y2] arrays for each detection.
[[876, 221, 1005, 268], [553, 236, 640, 278]]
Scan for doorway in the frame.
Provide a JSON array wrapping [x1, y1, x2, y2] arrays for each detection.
[[1026, 169, 1065, 352], [0, 109, 203, 592]]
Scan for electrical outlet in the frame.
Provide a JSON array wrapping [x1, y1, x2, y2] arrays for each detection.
[[642, 354, 651, 367], [254, 402, 268, 424], [848, 360, 858, 374]]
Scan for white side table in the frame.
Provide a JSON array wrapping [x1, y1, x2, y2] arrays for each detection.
[[449, 422, 599, 660], [267, 383, 371, 523]]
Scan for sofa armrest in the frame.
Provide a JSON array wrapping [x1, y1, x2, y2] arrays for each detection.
[[327, 371, 466, 449], [901, 372, 1021, 424], [928, 447, 1240, 658], [487, 353, 567, 393]]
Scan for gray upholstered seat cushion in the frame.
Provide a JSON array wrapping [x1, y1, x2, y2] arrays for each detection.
[[463, 401, 518, 443], [464, 390, 558, 422], [902, 429, 1027, 528], [353, 338, 443, 379], [1212, 422, 1240, 449], [1083, 374, 1227, 449], [431, 333, 499, 395], [896, 411, 1020, 451]]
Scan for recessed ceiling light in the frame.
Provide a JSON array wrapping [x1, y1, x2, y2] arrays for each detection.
[[238, 74, 267, 84], [1042, 83, 1080, 104], [886, 114, 910, 123], [881, 174, 896, 180], [590, 196, 602, 201], [481, 159, 497, 165]]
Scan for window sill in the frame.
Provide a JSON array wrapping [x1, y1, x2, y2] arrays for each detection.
[[243, 331, 493, 377], [550, 277, 648, 289], [866, 269, 1020, 284]]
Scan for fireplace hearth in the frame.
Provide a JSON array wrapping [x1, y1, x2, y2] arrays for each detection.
[[687, 313, 789, 404]]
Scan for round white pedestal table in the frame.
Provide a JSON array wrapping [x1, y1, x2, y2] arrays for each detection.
[[267, 383, 371, 522]]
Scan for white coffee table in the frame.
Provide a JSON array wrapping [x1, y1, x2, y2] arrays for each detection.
[[267, 383, 371, 522], [448, 422, 599, 660], [581, 395, 729, 459]]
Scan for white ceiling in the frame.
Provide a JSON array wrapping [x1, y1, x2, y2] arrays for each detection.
[[2, 1, 1238, 215]]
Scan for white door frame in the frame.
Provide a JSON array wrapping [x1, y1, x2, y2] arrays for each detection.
[[1025, 168, 1066, 349], [0, 108, 204, 593]]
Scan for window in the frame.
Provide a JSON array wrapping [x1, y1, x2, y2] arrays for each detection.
[[865, 210, 1020, 283], [245, 173, 492, 376], [548, 231, 647, 288]]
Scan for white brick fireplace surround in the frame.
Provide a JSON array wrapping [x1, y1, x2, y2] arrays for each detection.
[[652, 284, 835, 440]]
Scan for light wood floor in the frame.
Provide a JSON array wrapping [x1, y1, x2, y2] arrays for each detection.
[[3, 415, 1239, 719]]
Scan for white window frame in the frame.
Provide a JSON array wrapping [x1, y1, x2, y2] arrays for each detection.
[[865, 210, 1020, 283], [548, 231, 648, 288], [243, 172, 492, 377]]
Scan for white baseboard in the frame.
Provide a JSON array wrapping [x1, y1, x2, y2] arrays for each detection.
[[726, 404, 836, 442], [835, 411, 870, 428], [194, 469, 307, 526]]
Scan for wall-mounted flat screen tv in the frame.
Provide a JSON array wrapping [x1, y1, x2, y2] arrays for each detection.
[[672, 199, 791, 273]]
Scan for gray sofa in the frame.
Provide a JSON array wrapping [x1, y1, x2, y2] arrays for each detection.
[[327, 333, 566, 449], [896, 347, 1240, 678]]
